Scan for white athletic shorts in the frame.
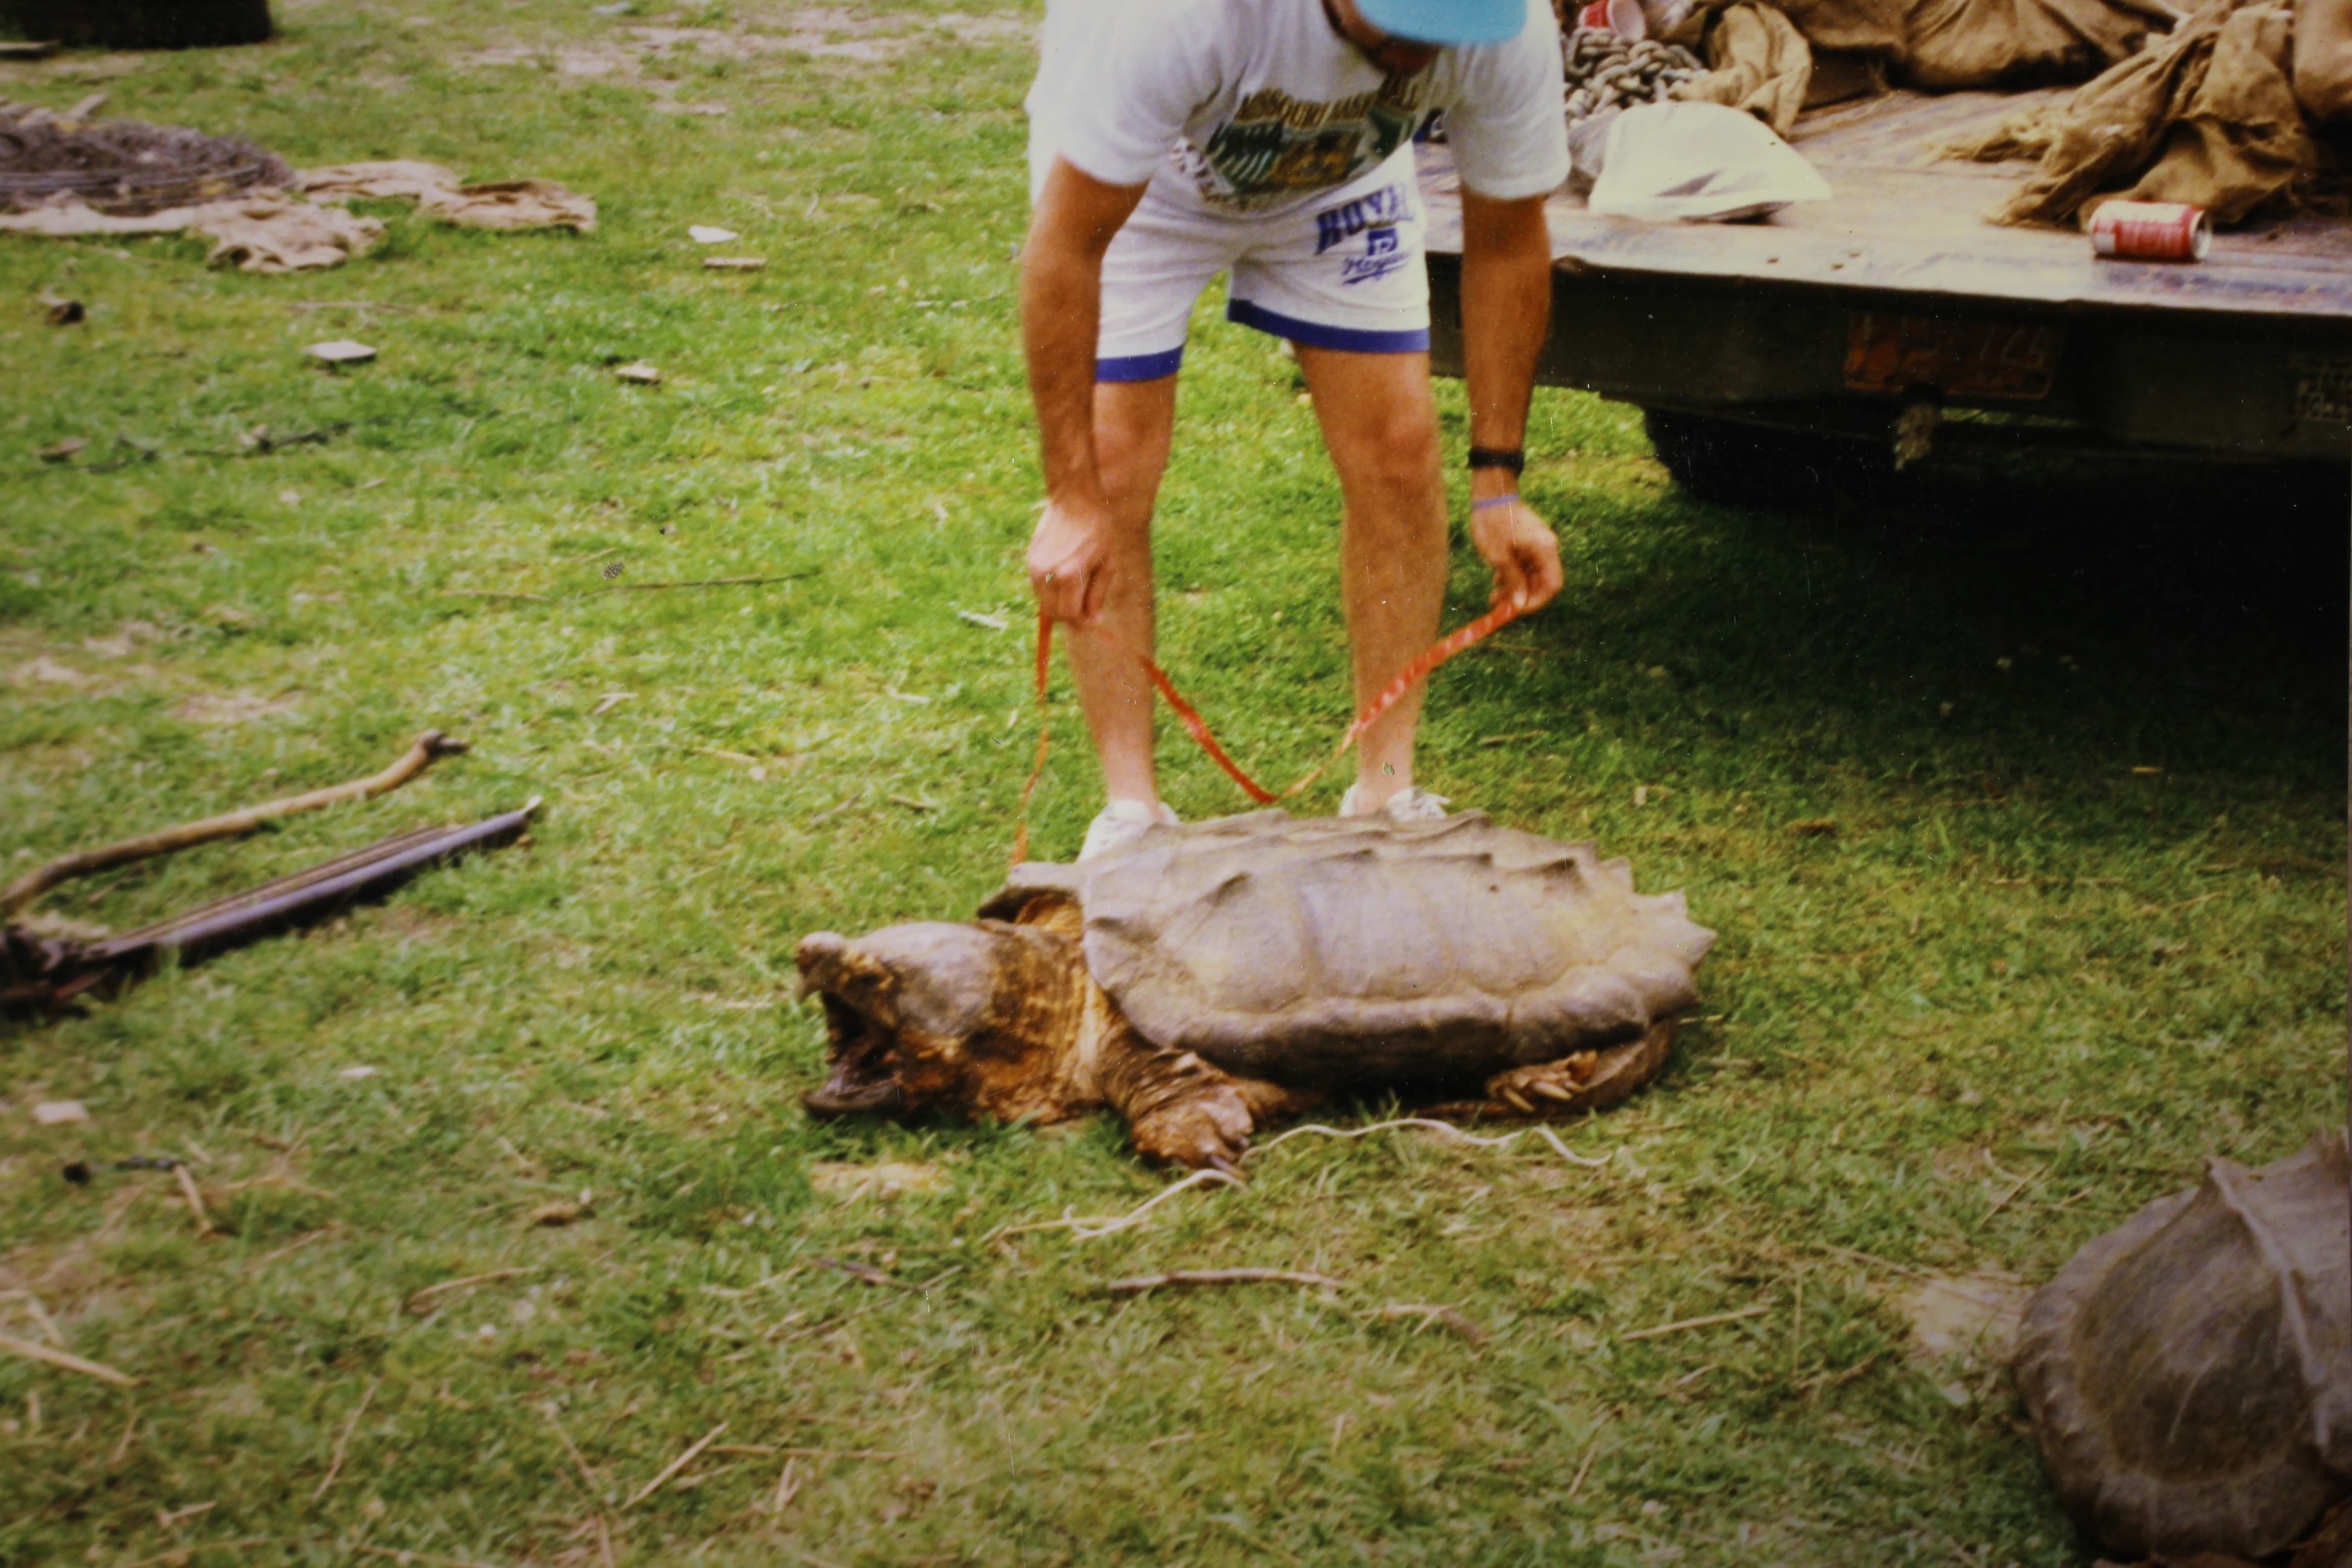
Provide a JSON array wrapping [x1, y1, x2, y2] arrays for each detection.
[[1030, 134, 1432, 383]]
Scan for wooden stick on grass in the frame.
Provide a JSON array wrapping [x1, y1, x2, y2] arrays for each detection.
[[119, 1539, 282, 1568], [1103, 1269, 1344, 1297], [769, 1457, 803, 1515], [108, 1409, 141, 1467], [544, 1406, 610, 1504], [1566, 1418, 1611, 1501], [175, 1165, 216, 1237], [0, 1331, 135, 1386], [310, 1381, 378, 1504], [405, 1267, 537, 1314], [1, 730, 467, 919], [15, 1294, 65, 1348], [621, 1422, 727, 1510], [1619, 1304, 1772, 1342], [350, 1546, 506, 1568]]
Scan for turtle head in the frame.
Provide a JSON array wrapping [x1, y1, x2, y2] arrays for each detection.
[[795, 920, 1083, 1123]]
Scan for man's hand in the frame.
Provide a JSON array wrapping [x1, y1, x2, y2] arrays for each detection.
[[1469, 496, 1564, 615], [1027, 499, 1113, 624]]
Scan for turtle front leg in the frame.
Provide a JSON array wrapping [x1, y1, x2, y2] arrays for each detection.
[[1095, 1025, 1314, 1171]]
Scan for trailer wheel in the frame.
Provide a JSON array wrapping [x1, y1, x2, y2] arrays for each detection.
[[1643, 408, 1894, 511]]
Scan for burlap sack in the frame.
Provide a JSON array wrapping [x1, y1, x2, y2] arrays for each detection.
[[2294, 0, 2352, 122], [1674, 2, 1815, 134], [1670, 0, 2174, 99], [189, 193, 386, 273], [296, 164, 598, 231], [1968, 0, 2315, 225], [1789, 0, 2177, 88]]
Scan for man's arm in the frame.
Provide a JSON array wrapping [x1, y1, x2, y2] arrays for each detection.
[[1457, 186, 1565, 614], [1022, 155, 1149, 624]]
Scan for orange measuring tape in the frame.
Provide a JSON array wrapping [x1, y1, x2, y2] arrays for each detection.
[[1010, 596, 1526, 865]]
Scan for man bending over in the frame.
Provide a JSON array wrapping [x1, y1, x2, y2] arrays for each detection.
[[1023, 0, 1571, 859]]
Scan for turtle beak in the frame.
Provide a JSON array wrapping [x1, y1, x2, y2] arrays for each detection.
[[803, 1070, 904, 1118], [795, 933, 910, 1121]]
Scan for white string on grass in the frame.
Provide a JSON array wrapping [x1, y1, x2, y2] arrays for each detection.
[[984, 1118, 1609, 1248], [1247, 1117, 1612, 1168], [983, 1166, 1243, 1244]]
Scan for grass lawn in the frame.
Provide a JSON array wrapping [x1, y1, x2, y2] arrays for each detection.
[[1, 3, 2345, 1563]]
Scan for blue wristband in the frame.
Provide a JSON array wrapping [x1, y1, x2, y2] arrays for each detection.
[[1470, 493, 1520, 512]]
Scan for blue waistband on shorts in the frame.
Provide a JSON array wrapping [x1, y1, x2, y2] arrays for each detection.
[[1096, 347, 1185, 383], [1226, 299, 1430, 355]]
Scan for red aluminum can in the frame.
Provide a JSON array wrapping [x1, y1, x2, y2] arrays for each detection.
[[2088, 200, 2210, 262]]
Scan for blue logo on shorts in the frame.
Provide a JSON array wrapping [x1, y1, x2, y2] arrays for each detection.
[[1313, 183, 1411, 255], [1340, 225, 1411, 285]]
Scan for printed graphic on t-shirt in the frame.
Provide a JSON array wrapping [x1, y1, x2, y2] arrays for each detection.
[[1189, 76, 1427, 208]]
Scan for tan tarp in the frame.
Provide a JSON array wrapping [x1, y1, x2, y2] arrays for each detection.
[[188, 194, 387, 273], [298, 163, 598, 232], [0, 190, 383, 270], [1952, 0, 2316, 225], [2297, 0, 2352, 120], [0, 199, 197, 237], [418, 178, 598, 233], [294, 160, 462, 202], [1671, 0, 2176, 108], [1784, 0, 2178, 88], [1674, 3, 1815, 134]]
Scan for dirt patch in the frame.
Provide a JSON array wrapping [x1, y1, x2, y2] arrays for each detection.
[[9, 655, 92, 688], [458, 8, 1031, 85], [80, 620, 165, 659], [0, 741, 95, 778], [1893, 1269, 2030, 1364], [171, 691, 301, 725]]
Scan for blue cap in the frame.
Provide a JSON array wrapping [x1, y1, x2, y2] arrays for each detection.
[[1355, 0, 1529, 45]]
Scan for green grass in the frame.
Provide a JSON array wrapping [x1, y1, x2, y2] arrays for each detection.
[[1, 5, 2345, 1564]]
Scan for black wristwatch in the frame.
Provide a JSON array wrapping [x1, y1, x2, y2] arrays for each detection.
[[1467, 446, 1525, 476]]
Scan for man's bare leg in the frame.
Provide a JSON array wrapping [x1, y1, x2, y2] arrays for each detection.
[[1294, 345, 1448, 812], [1066, 374, 1180, 810]]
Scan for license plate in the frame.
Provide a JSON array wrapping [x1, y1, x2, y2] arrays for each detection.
[[2289, 351, 2352, 426], [1844, 313, 2063, 401]]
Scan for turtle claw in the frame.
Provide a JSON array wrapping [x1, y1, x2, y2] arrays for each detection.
[[1483, 1052, 1610, 1119], [1127, 1082, 1257, 1171]]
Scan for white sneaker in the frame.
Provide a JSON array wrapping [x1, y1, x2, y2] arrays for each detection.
[[1079, 799, 1179, 861], [1338, 784, 1451, 822]]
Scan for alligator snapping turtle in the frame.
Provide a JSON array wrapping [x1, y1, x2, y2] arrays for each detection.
[[2013, 1128, 2352, 1561], [795, 810, 1715, 1168]]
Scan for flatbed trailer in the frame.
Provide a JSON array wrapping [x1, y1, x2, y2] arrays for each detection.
[[1420, 86, 2352, 491]]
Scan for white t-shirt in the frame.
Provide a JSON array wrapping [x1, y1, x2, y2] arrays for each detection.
[[1028, 0, 1569, 215]]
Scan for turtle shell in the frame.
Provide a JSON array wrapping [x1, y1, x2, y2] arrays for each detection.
[[980, 809, 1715, 1089], [2012, 1128, 2352, 1560]]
